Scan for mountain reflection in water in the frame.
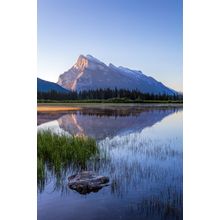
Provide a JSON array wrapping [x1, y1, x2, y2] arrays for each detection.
[[38, 106, 180, 140]]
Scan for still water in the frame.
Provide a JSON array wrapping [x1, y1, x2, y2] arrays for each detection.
[[37, 105, 183, 220]]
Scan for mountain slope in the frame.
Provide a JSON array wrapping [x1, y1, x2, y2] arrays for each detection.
[[57, 55, 177, 95], [37, 78, 70, 93]]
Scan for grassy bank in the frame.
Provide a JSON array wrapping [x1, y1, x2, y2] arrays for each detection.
[[37, 130, 98, 190], [37, 102, 183, 110]]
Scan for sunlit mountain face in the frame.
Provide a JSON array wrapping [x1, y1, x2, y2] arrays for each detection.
[[57, 55, 178, 95]]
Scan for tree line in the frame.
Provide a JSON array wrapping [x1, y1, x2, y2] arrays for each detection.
[[37, 88, 183, 101]]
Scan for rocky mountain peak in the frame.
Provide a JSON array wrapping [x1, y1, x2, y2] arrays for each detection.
[[57, 54, 177, 95], [73, 54, 106, 71], [73, 55, 88, 71]]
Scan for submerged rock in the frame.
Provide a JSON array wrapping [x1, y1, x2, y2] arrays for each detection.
[[68, 171, 109, 194]]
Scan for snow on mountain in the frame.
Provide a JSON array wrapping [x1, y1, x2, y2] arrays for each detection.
[[57, 54, 178, 95]]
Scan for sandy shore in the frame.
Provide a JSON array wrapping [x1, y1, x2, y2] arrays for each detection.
[[37, 106, 82, 112]]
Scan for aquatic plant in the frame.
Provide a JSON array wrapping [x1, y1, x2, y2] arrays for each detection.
[[37, 130, 99, 191]]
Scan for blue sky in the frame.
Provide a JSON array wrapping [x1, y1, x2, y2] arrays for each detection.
[[38, 0, 182, 91]]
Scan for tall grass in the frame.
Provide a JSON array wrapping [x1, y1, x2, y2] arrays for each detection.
[[37, 130, 99, 190]]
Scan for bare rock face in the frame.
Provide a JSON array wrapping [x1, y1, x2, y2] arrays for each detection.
[[57, 54, 177, 95], [68, 171, 109, 194]]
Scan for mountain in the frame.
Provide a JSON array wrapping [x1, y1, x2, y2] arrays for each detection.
[[57, 55, 177, 95], [37, 78, 70, 93]]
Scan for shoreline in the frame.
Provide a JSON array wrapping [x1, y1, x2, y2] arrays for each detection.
[[37, 106, 82, 112], [37, 102, 183, 111]]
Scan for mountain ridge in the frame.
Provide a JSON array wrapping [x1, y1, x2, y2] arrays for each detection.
[[37, 78, 70, 93], [57, 55, 178, 95]]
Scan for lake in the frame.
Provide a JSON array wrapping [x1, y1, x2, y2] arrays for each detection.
[[37, 104, 183, 220]]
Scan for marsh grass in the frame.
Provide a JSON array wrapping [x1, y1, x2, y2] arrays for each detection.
[[127, 191, 183, 219], [37, 130, 99, 190]]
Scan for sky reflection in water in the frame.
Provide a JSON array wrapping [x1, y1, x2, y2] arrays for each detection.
[[38, 106, 183, 220]]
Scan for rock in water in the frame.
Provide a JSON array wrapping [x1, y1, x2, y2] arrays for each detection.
[[68, 171, 109, 194]]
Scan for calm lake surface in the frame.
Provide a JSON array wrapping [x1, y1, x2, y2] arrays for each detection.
[[37, 104, 183, 220]]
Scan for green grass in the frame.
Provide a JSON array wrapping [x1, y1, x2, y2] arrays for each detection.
[[37, 130, 98, 189]]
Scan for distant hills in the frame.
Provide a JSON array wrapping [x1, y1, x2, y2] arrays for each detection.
[[38, 54, 178, 95], [37, 78, 70, 93]]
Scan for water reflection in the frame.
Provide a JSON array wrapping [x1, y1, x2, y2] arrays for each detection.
[[37, 106, 183, 220], [38, 107, 180, 140]]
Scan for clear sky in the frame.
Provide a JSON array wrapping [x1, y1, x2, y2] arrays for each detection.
[[38, 0, 182, 92]]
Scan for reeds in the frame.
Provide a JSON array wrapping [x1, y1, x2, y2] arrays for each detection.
[[37, 130, 98, 188]]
